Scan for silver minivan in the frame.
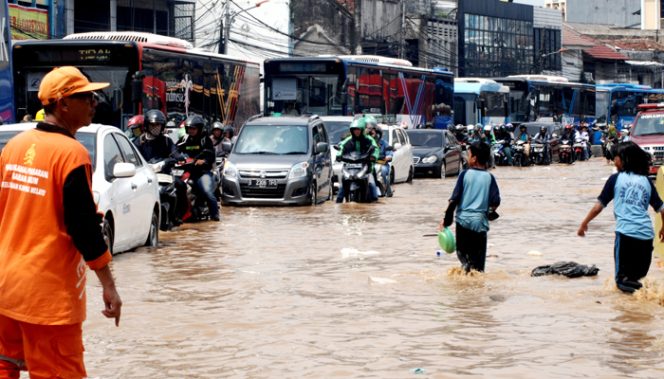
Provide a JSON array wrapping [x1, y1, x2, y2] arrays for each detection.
[[221, 115, 333, 205]]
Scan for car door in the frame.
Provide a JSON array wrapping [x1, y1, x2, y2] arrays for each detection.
[[316, 123, 332, 196], [398, 128, 413, 174], [445, 130, 461, 174], [113, 132, 155, 246], [101, 133, 134, 250], [390, 128, 405, 182]]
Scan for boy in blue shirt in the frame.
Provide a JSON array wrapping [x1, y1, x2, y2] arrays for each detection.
[[578, 141, 664, 293], [439, 142, 501, 272]]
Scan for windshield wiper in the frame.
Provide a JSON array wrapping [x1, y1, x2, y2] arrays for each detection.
[[281, 151, 307, 155], [244, 150, 274, 154]]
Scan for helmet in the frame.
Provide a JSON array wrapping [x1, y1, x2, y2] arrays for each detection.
[[184, 115, 205, 131], [211, 121, 224, 131], [505, 123, 513, 130], [127, 114, 144, 137], [350, 118, 367, 132], [364, 115, 378, 128], [466, 125, 474, 132], [455, 124, 465, 131], [483, 125, 492, 132], [540, 126, 547, 132], [497, 124, 505, 131], [145, 109, 166, 125], [223, 126, 234, 138], [166, 120, 177, 128]]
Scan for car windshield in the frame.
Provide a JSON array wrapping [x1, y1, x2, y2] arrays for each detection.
[[633, 114, 664, 136], [235, 124, 309, 154], [0, 130, 96, 170], [324, 121, 351, 144], [407, 132, 444, 147]]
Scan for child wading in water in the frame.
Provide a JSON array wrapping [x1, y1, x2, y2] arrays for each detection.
[[578, 141, 664, 293], [439, 142, 501, 272]]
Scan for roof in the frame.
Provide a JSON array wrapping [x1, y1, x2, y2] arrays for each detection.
[[563, 24, 595, 48], [583, 45, 628, 60]]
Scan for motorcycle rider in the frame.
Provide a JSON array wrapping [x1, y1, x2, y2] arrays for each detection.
[[127, 114, 144, 143], [177, 115, 220, 221], [454, 124, 468, 144], [494, 124, 513, 166], [335, 117, 380, 203], [209, 121, 226, 157], [575, 124, 591, 160], [603, 123, 619, 162], [368, 125, 393, 197], [516, 124, 531, 163], [482, 125, 497, 168], [532, 126, 552, 164], [134, 109, 184, 229]]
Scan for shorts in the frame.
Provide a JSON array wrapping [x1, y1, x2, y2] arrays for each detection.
[[614, 232, 653, 293], [0, 313, 86, 379], [455, 223, 488, 272]]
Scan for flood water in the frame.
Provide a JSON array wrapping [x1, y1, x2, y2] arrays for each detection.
[[80, 158, 664, 378]]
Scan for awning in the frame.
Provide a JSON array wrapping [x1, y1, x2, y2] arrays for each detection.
[[625, 60, 664, 67], [583, 45, 628, 60]]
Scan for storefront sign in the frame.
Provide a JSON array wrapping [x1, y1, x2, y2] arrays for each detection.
[[9, 3, 49, 40]]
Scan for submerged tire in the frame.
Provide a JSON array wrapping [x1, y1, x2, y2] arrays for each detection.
[[145, 209, 159, 247]]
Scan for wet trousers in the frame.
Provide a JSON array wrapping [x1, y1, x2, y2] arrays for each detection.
[[0, 314, 86, 379], [455, 223, 487, 272], [614, 232, 653, 293]]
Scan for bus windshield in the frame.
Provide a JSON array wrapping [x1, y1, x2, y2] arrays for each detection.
[[595, 91, 610, 124]]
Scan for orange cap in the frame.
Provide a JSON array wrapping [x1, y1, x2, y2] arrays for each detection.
[[37, 66, 110, 106]]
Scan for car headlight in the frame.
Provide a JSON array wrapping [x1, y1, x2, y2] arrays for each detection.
[[223, 161, 238, 179], [289, 162, 310, 179], [422, 155, 438, 164]]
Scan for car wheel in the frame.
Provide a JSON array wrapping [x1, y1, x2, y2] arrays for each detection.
[[102, 217, 114, 255], [145, 209, 159, 247], [326, 178, 332, 201], [390, 168, 395, 185], [406, 165, 414, 183], [310, 180, 318, 205]]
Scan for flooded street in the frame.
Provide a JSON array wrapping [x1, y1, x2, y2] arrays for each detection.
[[82, 158, 664, 378]]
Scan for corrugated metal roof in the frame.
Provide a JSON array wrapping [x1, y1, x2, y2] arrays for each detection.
[[583, 45, 628, 60], [562, 24, 595, 47]]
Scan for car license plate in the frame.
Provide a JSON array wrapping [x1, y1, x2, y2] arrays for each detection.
[[172, 169, 184, 176], [534, 147, 543, 152], [251, 179, 278, 188]]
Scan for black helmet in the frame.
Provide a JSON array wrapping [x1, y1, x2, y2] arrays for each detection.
[[184, 115, 205, 130], [223, 126, 234, 138], [145, 109, 166, 126]]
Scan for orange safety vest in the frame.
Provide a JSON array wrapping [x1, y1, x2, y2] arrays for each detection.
[[0, 128, 111, 325]]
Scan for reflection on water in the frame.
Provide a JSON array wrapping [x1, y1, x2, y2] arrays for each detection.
[[77, 159, 664, 378]]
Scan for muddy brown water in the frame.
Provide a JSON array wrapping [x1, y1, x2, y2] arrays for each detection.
[[77, 158, 664, 378]]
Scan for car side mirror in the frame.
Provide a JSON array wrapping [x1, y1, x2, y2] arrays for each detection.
[[315, 141, 329, 154], [113, 162, 136, 178], [222, 141, 233, 153]]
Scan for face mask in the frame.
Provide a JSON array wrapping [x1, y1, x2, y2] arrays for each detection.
[[148, 124, 162, 136]]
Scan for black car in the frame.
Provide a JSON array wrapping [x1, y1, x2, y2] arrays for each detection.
[[406, 129, 463, 178]]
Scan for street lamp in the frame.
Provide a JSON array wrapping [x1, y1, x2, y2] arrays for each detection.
[[220, 0, 270, 54], [535, 47, 567, 74]]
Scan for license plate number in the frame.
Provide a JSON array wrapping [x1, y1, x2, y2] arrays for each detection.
[[172, 169, 184, 176], [346, 163, 363, 169], [251, 179, 278, 188]]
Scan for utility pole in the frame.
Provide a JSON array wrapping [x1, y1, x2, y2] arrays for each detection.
[[399, 0, 405, 59]]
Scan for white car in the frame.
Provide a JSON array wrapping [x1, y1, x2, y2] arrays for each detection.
[[379, 124, 415, 183], [0, 123, 160, 254]]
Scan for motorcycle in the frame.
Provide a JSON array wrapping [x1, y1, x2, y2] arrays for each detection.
[[530, 139, 550, 165], [149, 158, 179, 231], [171, 158, 212, 222], [492, 140, 510, 166], [512, 140, 529, 167], [558, 138, 573, 164], [573, 137, 586, 161], [339, 147, 376, 203]]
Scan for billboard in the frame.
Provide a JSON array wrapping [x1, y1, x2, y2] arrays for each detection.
[[8, 2, 49, 40]]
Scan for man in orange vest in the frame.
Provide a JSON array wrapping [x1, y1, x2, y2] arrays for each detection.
[[0, 66, 122, 378]]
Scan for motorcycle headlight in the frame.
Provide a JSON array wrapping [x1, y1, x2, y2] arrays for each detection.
[[422, 155, 438, 164], [223, 161, 238, 179], [289, 162, 310, 179]]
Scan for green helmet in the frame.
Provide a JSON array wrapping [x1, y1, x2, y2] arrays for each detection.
[[363, 115, 378, 128], [350, 118, 366, 132]]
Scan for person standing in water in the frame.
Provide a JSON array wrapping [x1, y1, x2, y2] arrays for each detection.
[[578, 141, 664, 293]]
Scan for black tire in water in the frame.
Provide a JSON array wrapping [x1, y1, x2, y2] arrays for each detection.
[[145, 209, 159, 247]]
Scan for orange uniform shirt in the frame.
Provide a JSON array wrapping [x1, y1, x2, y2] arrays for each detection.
[[0, 128, 111, 325]]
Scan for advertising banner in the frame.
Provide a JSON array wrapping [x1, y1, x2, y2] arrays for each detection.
[[9, 3, 49, 40]]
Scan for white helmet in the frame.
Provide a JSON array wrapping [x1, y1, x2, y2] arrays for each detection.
[[467, 124, 474, 132], [483, 125, 492, 132]]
